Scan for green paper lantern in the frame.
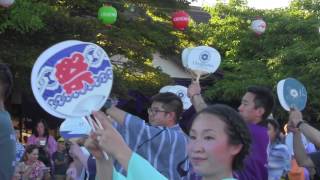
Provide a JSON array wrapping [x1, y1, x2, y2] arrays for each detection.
[[98, 6, 117, 25]]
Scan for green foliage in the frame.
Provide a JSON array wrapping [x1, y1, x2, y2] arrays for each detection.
[[0, 0, 50, 33], [194, 0, 320, 120], [290, 0, 320, 14], [0, 0, 189, 98], [3, 0, 320, 121]]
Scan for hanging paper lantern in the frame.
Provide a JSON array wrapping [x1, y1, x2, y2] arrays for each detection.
[[0, 0, 14, 8], [251, 18, 267, 35], [172, 10, 189, 30], [98, 6, 117, 25]]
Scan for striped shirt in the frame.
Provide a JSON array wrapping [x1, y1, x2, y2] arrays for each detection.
[[267, 143, 290, 180], [114, 113, 189, 180]]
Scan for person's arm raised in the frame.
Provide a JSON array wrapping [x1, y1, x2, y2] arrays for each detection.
[[299, 123, 320, 148], [85, 134, 113, 180], [293, 131, 315, 168], [289, 109, 320, 148], [188, 81, 207, 112], [93, 111, 132, 171], [105, 105, 127, 125], [69, 142, 89, 169]]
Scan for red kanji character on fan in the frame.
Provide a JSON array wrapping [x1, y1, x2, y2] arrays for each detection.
[[55, 53, 94, 94]]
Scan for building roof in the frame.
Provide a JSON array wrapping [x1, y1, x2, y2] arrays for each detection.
[[187, 6, 211, 23]]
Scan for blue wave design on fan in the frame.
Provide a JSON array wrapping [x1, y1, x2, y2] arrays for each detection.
[[47, 69, 113, 109], [40, 44, 87, 69], [60, 131, 89, 139], [39, 43, 111, 100]]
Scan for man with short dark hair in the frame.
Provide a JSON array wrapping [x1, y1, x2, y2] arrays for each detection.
[[104, 92, 188, 180], [236, 86, 274, 180], [0, 64, 16, 180], [188, 82, 274, 180], [239, 86, 274, 126]]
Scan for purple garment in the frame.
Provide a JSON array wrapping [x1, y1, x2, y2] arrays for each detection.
[[27, 135, 57, 157], [87, 155, 96, 180], [182, 168, 202, 180], [179, 106, 196, 134], [235, 123, 269, 180]]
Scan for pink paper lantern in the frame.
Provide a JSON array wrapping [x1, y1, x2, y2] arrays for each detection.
[[172, 10, 189, 30]]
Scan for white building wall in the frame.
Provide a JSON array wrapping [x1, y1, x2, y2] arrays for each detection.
[[110, 52, 192, 79], [152, 52, 192, 79]]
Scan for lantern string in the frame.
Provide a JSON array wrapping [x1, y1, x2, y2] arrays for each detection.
[[100, 0, 213, 13], [101, 1, 320, 23], [98, 1, 288, 21]]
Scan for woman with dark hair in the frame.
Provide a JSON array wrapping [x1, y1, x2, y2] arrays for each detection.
[[267, 119, 290, 180], [85, 104, 251, 180], [187, 104, 251, 180], [14, 144, 50, 180], [27, 119, 57, 157]]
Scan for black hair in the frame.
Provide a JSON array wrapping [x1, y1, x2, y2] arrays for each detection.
[[0, 63, 13, 99], [33, 119, 49, 138], [22, 144, 39, 162], [190, 104, 251, 170], [267, 119, 283, 144], [38, 146, 51, 167], [151, 92, 183, 123], [247, 86, 274, 121]]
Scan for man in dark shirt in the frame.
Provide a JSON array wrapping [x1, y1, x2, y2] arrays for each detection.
[[53, 137, 69, 180]]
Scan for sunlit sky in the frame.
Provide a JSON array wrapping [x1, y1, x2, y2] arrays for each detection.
[[190, 0, 292, 9]]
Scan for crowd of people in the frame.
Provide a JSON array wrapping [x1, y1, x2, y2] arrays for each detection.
[[1, 62, 320, 180]]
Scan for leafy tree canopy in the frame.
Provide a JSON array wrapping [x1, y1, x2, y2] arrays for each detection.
[[0, 0, 192, 98], [193, 0, 320, 120], [1, 0, 320, 122]]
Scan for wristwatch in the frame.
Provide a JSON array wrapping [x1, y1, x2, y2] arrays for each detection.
[[296, 121, 305, 129]]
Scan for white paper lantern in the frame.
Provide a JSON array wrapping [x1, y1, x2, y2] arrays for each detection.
[[0, 0, 14, 8], [251, 19, 267, 35]]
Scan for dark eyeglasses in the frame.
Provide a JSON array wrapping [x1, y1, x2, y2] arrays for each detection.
[[147, 108, 168, 115]]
